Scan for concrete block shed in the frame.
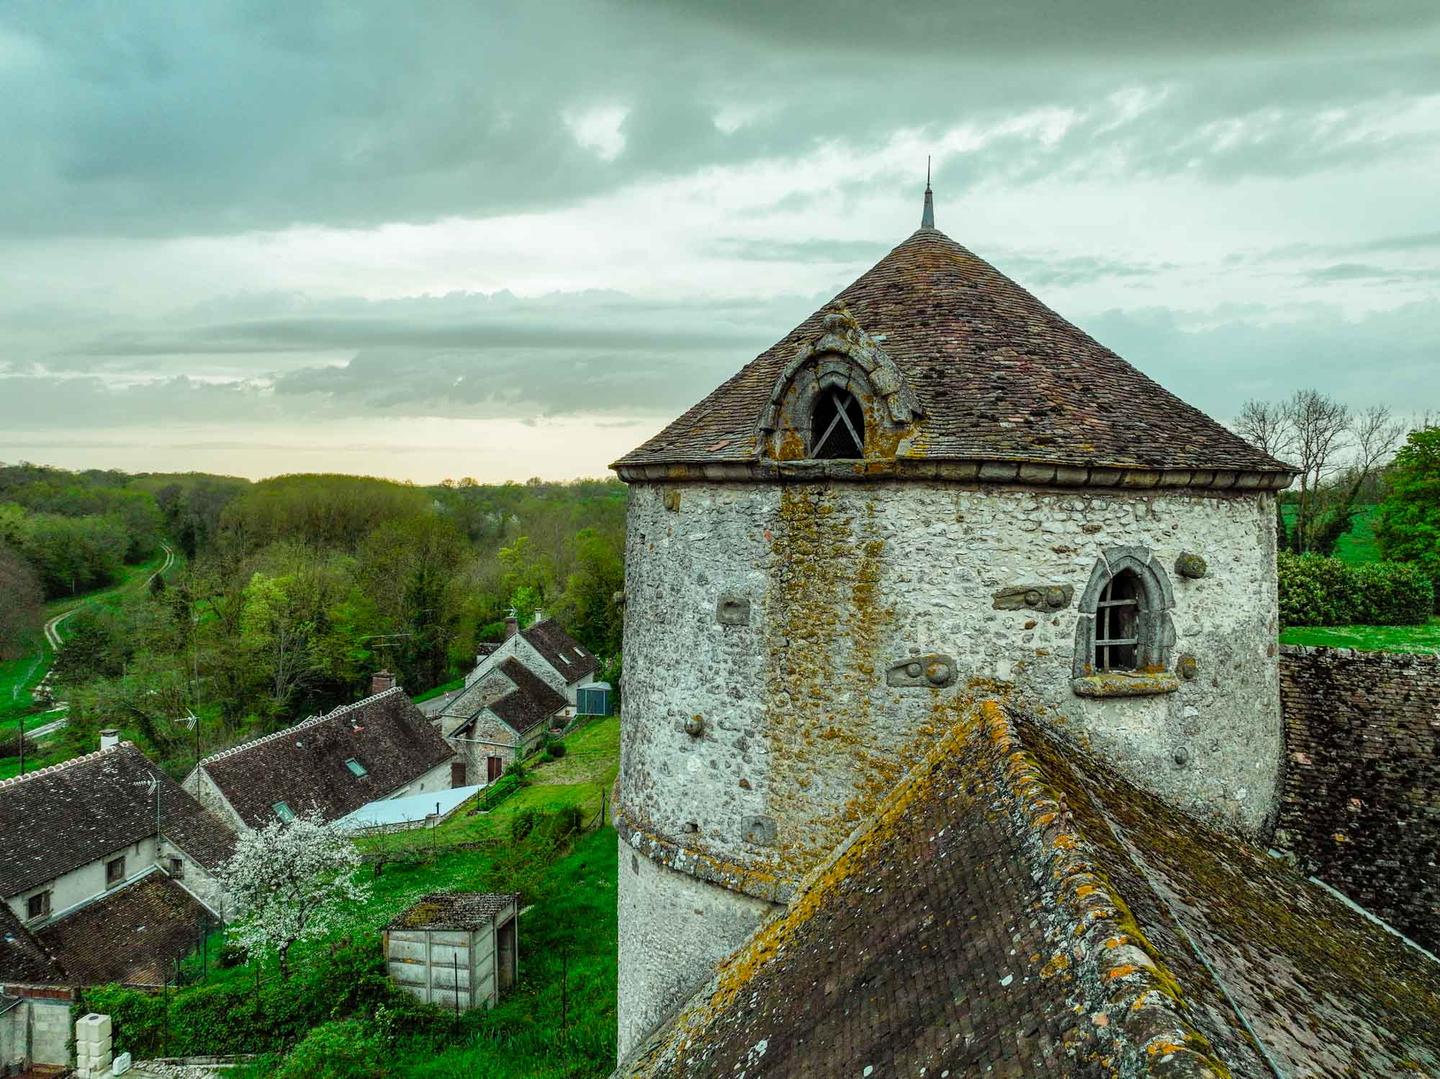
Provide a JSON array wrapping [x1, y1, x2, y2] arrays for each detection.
[[384, 893, 519, 1012]]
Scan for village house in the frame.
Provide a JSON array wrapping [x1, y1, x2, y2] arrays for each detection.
[[183, 678, 457, 832], [460, 613, 597, 712], [609, 190, 1440, 1075], [435, 614, 595, 782], [0, 739, 235, 1072]]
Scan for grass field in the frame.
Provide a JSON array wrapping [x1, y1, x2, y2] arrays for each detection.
[[401, 714, 619, 847], [1280, 618, 1440, 654], [0, 546, 180, 773]]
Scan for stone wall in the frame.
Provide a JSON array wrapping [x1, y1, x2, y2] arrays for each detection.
[[183, 768, 249, 833], [617, 479, 1282, 1047], [616, 837, 777, 1059], [1275, 644, 1440, 952]]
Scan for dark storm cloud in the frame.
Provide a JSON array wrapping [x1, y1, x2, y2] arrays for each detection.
[[2, 1, 1438, 238], [657, 0, 1440, 58], [69, 316, 762, 358], [3, 287, 816, 424]]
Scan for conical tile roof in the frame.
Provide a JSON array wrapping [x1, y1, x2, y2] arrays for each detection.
[[615, 228, 1292, 489]]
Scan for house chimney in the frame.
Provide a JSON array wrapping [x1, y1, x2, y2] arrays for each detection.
[[99, 728, 120, 751], [532, 609, 545, 627], [504, 613, 519, 640], [371, 670, 396, 695]]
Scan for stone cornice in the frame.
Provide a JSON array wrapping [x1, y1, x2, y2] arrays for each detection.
[[613, 797, 797, 905], [613, 456, 1295, 491]]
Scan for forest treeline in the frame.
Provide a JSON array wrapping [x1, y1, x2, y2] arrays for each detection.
[[0, 464, 624, 774]]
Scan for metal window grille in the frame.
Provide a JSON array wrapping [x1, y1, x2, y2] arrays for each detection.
[[810, 389, 865, 459], [1094, 572, 1142, 670]]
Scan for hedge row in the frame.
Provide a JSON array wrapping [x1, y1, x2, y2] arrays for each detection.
[[1278, 553, 1434, 628]]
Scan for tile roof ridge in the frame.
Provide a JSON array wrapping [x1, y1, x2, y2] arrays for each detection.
[[0, 740, 138, 790], [981, 700, 1232, 1078], [197, 686, 410, 768]]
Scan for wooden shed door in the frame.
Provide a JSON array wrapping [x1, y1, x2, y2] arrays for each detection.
[[487, 755, 504, 782], [450, 761, 467, 788]]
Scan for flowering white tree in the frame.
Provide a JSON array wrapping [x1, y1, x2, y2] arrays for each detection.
[[218, 811, 369, 978]]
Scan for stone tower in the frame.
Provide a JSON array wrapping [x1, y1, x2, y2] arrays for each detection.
[[609, 197, 1294, 1054]]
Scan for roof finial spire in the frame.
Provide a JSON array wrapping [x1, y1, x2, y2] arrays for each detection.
[[921, 156, 935, 229]]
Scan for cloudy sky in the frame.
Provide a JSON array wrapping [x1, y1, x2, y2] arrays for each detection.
[[2, 1, 1438, 482]]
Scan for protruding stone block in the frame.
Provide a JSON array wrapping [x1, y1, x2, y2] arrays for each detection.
[[992, 584, 1074, 611], [1175, 551, 1208, 579], [886, 654, 957, 688]]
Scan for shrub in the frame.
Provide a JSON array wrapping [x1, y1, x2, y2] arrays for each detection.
[[76, 938, 418, 1060], [272, 1019, 385, 1079], [552, 804, 585, 838], [544, 739, 566, 760], [1349, 562, 1434, 625], [215, 942, 248, 969], [511, 808, 541, 842], [0, 731, 37, 759], [1278, 552, 1433, 628], [478, 772, 521, 811]]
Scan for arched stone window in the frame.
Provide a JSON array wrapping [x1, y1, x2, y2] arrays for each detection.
[[810, 387, 866, 458], [1073, 547, 1179, 696]]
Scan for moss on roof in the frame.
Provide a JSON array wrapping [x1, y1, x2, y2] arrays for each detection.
[[621, 700, 1440, 1078]]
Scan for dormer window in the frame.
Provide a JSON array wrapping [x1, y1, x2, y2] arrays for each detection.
[[345, 758, 368, 778], [756, 304, 920, 464], [273, 801, 296, 823], [810, 389, 865, 459], [26, 890, 51, 921]]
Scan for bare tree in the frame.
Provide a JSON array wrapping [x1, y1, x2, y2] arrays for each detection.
[[1236, 399, 1296, 461], [1350, 405, 1406, 482], [1286, 390, 1350, 553], [1305, 405, 1406, 554]]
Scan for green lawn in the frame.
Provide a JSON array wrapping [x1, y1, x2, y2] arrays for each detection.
[[1281, 618, 1440, 654], [413, 676, 464, 703], [418, 715, 620, 846], [1280, 503, 1379, 565]]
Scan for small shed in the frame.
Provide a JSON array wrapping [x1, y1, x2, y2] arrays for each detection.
[[576, 681, 612, 717], [384, 892, 519, 1012]]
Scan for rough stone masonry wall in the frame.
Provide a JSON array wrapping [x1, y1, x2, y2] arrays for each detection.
[[1276, 644, 1440, 952], [616, 479, 1282, 1051]]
